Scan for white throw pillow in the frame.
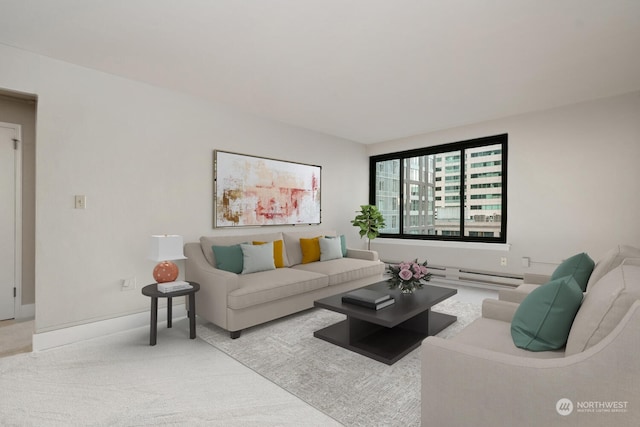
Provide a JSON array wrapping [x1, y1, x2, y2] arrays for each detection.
[[319, 237, 343, 261], [240, 242, 276, 274]]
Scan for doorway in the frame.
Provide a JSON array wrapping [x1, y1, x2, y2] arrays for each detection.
[[0, 121, 21, 321]]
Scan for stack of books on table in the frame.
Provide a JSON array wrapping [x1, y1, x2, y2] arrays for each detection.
[[157, 281, 192, 293], [342, 288, 395, 310]]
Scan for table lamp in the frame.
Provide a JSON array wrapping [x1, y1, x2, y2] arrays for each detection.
[[148, 235, 187, 283]]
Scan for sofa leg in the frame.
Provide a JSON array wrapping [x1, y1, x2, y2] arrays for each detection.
[[230, 330, 241, 339]]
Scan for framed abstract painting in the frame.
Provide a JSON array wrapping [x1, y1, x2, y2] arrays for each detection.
[[213, 150, 321, 227]]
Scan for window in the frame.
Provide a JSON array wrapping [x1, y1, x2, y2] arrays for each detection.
[[370, 134, 507, 243]]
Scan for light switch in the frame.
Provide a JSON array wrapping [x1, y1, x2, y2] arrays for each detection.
[[75, 195, 87, 209]]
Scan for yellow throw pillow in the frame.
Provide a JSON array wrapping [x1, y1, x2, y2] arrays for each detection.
[[253, 240, 285, 268], [300, 237, 321, 264]]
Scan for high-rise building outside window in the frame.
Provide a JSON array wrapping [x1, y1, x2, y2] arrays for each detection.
[[370, 134, 507, 243]]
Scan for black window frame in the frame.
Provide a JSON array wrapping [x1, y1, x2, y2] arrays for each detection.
[[369, 133, 508, 244]]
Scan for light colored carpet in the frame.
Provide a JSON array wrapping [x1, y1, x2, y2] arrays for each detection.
[[0, 319, 342, 426], [0, 319, 33, 358], [197, 298, 481, 427]]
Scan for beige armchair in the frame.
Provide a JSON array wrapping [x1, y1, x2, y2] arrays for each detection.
[[421, 260, 640, 427]]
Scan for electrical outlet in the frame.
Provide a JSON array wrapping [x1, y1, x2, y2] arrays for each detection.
[[522, 257, 531, 268], [121, 277, 137, 291], [500, 257, 508, 267]]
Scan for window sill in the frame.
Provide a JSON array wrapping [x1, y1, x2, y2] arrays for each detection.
[[372, 238, 511, 252]]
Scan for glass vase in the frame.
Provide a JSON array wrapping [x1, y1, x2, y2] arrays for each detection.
[[399, 282, 415, 294]]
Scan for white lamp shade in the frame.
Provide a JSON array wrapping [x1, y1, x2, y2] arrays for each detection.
[[148, 235, 187, 262]]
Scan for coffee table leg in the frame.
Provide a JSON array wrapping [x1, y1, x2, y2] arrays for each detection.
[[150, 297, 158, 346], [167, 297, 172, 328], [398, 309, 430, 334], [189, 293, 196, 339]]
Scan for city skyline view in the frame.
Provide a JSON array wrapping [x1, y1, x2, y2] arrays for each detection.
[[373, 138, 505, 241]]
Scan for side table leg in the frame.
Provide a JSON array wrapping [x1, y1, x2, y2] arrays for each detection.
[[167, 297, 172, 328], [189, 293, 196, 339], [150, 297, 158, 346]]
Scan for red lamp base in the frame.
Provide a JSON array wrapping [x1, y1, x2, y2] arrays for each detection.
[[153, 261, 179, 283]]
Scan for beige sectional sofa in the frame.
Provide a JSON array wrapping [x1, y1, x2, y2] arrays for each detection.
[[421, 253, 640, 426], [184, 229, 385, 338]]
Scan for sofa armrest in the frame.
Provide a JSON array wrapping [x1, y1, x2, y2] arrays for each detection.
[[184, 242, 240, 329], [346, 248, 379, 262], [497, 273, 550, 304], [421, 301, 640, 426], [523, 273, 551, 284], [481, 299, 519, 322]]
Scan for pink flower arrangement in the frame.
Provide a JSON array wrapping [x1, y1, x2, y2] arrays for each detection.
[[387, 259, 431, 293]]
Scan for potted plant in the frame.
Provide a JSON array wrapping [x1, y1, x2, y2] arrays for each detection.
[[351, 204, 386, 250]]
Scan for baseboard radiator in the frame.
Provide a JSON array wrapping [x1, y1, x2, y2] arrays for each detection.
[[382, 262, 523, 290]]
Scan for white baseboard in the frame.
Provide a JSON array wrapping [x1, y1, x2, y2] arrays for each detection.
[[32, 304, 187, 351]]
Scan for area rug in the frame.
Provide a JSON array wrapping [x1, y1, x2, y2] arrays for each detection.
[[197, 298, 480, 426]]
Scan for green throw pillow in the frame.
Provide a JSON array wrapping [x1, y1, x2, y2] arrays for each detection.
[[338, 234, 347, 257], [511, 276, 584, 351], [212, 244, 244, 274], [551, 252, 595, 291]]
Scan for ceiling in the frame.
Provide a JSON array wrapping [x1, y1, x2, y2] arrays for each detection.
[[1, 0, 639, 144]]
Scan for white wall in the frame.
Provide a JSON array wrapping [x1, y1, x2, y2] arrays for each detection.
[[0, 44, 370, 333], [2, 41, 638, 334], [368, 91, 640, 276]]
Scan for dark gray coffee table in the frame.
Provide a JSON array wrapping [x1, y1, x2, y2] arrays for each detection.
[[314, 281, 457, 364]]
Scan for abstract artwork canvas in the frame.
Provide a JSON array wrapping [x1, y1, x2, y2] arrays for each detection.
[[214, 151, 321, 227]]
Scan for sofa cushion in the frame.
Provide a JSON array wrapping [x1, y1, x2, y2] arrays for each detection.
[[228, 268, 329, 309], [319, 237, 343, 261], [292, 257, 384, 286], [587, 245, 640, 289], [240, 242, 276, 274], [551, 252, 595, 291], [253, 239, 286, 268], [510, 276, 583, 351], [453, 317, 565, 359], [565, 260, 640, 356], [283, 230, 336, 266], [300, 237, 322, 264], [200, 232, 287, 267], [212, 244, 244, 274]]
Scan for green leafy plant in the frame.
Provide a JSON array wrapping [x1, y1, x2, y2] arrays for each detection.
[[351, 205, 386, 250]]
